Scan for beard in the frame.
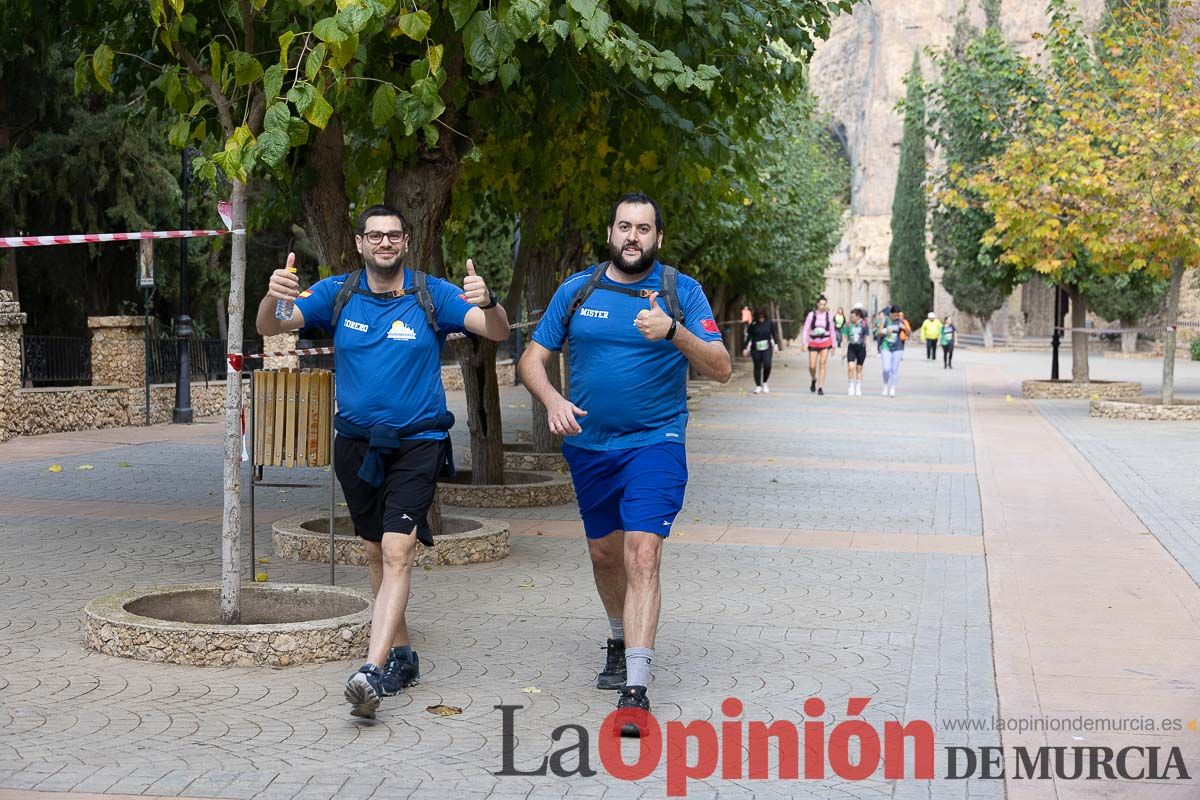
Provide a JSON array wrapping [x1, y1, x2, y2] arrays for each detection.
[[362, 248, 403, 274], [608, 239, 658, 275]]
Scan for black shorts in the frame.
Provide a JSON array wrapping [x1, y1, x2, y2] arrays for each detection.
[[333, 436, 447, 544], [847, 343, 867, 365]]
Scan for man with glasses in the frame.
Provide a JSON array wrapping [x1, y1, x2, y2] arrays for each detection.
[[257, 204, 509, 719]]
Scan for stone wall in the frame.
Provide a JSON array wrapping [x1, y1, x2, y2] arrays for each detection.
[[0, 290, 27, 443], [88, 316, 146, 387], [13, 383, 243, 438]]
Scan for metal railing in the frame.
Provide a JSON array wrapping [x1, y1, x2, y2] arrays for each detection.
[[148, 338, 257, 384], [20, 336, 91, 386]]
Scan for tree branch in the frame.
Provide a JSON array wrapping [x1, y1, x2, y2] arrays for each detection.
[[175, 42, 234, 135]]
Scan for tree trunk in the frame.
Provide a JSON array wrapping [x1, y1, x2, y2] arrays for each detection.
[[220, 180, 248, 625], [1120, 323, 1137, 355], [1161, 257, 1184, 404], [216, 295, 227, 340], [300, 114, 358, 275], [982, 317, 994, 349], [523, 245, 563, 454], [384, 152, 461, 276], [454, 336, 505, 484], [1068, 287, 1089, 383]]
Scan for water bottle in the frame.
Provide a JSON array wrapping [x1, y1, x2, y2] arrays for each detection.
[[274, 256, 297, 320]]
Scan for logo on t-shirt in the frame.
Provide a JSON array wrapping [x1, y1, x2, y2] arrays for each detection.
[[343, 318, 369, 333], [579, 308, 609, 319], [701, 318, 720, 334], [386, 320, 417, 341]]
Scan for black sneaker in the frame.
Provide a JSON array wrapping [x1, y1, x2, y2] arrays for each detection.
[[596, 638, 626, 690], [344, 664, 385, 719], [817, 387, 824, 395], [810, 379, 817, 392], [615, 685, 651, 738], [381, 647, 420, 696]]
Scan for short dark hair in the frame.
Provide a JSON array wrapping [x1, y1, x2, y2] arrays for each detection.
[[356, 204, 409, 235], [850, 307, 863, 319], [753, 307, 767, 319], [608, 193, 664, 233], [890, 305, 902, 314]]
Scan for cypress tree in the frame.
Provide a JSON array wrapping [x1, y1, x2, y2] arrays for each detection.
[[888, 52, 933, 320]]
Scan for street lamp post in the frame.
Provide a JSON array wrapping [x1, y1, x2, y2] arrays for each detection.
[[172, 147, 197, 423]]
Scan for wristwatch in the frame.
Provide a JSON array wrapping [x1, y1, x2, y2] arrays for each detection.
[[481, 290, 498, 310], [665, 319, 678, 341]]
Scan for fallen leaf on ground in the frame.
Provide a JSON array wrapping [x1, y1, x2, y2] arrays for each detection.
[[517, 580, 535, 589], [117, 461, 133, 468], [426, 704, 463, 716], [76, 464, 94, 471], [256, 557, 270, 564], [47, 465, 63, 473], [521, 687, 542, 694], [254, 572, 268, 582]]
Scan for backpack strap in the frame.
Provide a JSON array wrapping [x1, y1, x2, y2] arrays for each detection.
[[331, 269, 362, 330], [330, 268, 439, 333], [562, 263, 611, 331], [412, 269, 439, 333], [562, 262, 685, 331], [661, 265, 683, 323]]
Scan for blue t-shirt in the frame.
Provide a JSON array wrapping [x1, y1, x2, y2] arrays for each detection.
[[532, 262, 722, 452], [294, 269, 473, 436]]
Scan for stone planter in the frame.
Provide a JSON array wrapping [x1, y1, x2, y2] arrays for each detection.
[[272, 513, 510, 567], [503, 443, 568, 473], [1089, 397, 1200, 421], [438, 469, 575, 507], [83, 583, 371, 667], [1021, 379, 1142, 400]]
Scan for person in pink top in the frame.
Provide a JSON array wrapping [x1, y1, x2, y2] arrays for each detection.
[[803, 295, 837, 395]]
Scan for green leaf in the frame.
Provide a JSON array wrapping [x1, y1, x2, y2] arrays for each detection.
[[234, 53, 264, 86], [338, 4, 371, 34], [162, 69, 182, 105], [397, 10, 432, 41], [279, 30, 297, 67], [328, 33, 359, 69], [499, 62, 519, 90], [208, 41, 222, 84], [92, 44, 114, 92], [263, 63, 284, 100], [371, 83, 397, 127], [427, 44, 444, 74], [584, 7, 610, 40], [303, 91, 334, 128], [285, 117, 309, 146], [423, 123, 439, 148], [569, 0, 598, 17], [449, 0, 479, 30], [73, 52, 89, 94], [264, 102, 291, 133], [190, 119, 207, 141], [257, 129, 290, 168], [305, 43, 327, 80], [552, 19, 569, 40], [168, 117, 190, 148], [313, 17, 347, 44], [287, 82, 316, 113], [463, 10, 515, 76]]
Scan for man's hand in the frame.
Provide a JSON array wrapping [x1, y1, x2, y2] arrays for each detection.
[[634, 291, 673, 341], [267, 252, 300, 302], [547, 395, 587, 436], [462, 259, 493, 308]]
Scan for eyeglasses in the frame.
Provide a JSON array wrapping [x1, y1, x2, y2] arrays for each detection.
[[361, 230, 406, 245]]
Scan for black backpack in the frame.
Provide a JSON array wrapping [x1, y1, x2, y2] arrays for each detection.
[[561, 262, 683, 332], [330, 269, 439, 333]]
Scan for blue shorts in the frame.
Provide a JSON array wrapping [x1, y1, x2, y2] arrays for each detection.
[[562, 441, 688, 539]]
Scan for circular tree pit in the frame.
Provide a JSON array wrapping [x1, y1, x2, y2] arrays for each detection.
[[438, 469, 574, 508], [84, 583, 371, 667], [503, 443, 568, 473], [1021, 379, 1142, 400], [272, 513, 510, 567]]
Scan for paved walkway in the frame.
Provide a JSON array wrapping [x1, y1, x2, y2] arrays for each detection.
[[0, 346, 1198, 798]]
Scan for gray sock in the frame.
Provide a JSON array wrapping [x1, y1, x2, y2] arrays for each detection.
[[625, 647, 653, 688], [608, 617, 625, 642]]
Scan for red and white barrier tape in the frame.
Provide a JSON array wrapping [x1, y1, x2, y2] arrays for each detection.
[[1056, 321, 1200, 334], [0, 228, 244, 249]]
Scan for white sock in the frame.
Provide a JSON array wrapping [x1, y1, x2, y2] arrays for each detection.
[[609, 617, 625, 642], [626, 647, 653, 688]]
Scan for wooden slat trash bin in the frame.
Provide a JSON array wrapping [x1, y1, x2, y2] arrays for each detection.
[[248, 368, 337, 585], [251, 368, 333, 467]]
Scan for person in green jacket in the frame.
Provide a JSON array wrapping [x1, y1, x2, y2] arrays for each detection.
[[941, 315, 957, 369]]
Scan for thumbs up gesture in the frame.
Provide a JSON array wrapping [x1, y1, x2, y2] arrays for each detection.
[[634, 291, 672, 341], [462, 258, 493, 308]]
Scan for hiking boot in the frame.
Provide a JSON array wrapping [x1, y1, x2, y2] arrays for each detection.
[[615, 685, 651, 738], [345, 664, 385, 719], [597, 638, 626, 690], [381, 647, 420, 696]]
